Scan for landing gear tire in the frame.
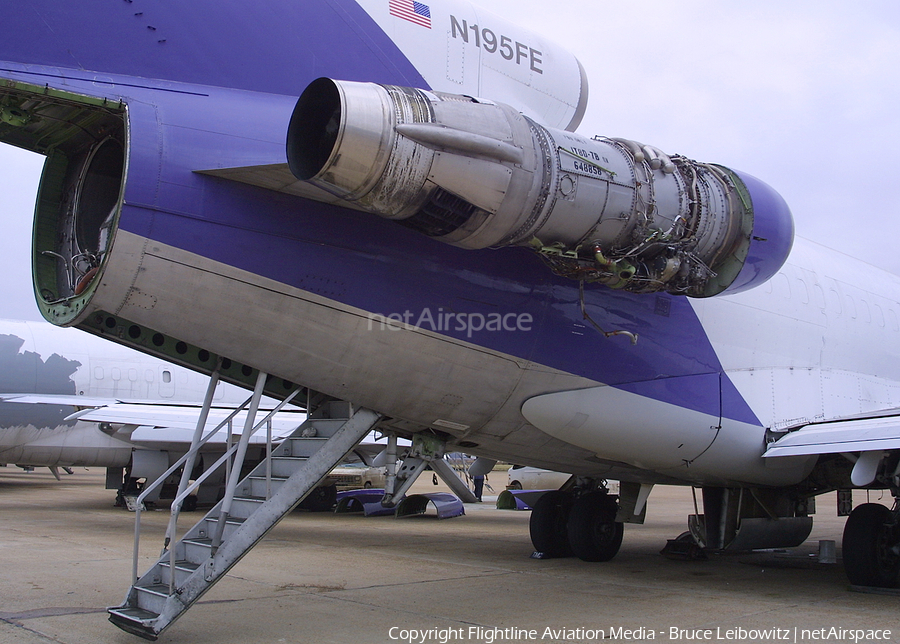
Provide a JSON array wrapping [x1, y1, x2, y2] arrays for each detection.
[[567, 491, 623, 562], [529, 490, 573, 558], [843, 503, 900, 587], [299, 483, 338, 512]]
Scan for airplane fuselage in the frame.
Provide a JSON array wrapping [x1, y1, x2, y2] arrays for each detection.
[[0, 0, 897, 491], [0, 319, 242, 468]]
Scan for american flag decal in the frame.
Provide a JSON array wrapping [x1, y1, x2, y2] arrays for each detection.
[[389, 0, 432, 28]]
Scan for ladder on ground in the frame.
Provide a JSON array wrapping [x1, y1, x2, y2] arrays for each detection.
[[108, 394, 380, 640]]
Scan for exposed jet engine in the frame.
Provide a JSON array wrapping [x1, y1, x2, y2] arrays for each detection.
[[287, 78, 793, 297]]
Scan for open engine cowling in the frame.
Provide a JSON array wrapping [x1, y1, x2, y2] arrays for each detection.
[[287, 78, 793, 297]]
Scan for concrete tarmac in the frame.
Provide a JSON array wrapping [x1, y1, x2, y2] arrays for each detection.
[[0, 468, 897, 644]]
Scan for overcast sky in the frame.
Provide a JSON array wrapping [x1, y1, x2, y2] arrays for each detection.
[[2, 0, 899, 321]]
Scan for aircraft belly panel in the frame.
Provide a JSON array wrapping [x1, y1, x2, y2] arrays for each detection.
[[85, 231, 527, 430]]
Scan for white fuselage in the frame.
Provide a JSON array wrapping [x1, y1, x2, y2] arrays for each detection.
[[0, 319, 245, 468]]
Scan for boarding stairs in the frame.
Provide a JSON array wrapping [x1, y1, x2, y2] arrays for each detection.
[[107, 369, 380, 640]]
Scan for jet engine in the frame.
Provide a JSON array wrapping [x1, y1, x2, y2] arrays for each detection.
[[287, 78, 793, 297]]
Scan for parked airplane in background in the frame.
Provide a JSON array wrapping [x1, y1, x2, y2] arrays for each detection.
[[0, 319, 304, 506], [2, 0, 900, 638]]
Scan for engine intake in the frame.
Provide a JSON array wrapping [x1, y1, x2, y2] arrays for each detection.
[[287, 78, 793, 297]]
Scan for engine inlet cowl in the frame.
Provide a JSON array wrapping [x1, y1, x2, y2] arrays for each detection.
[[287, 78, 793, 297]]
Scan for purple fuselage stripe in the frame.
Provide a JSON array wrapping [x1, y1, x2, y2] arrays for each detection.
[[0, 0, 428, 96]]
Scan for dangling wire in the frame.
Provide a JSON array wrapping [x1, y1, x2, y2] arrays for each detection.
[[578, 281, 638, 345]]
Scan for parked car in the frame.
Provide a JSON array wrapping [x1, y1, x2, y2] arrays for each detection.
[[506, 466, 571, 490], [328, 463, 386, 490]]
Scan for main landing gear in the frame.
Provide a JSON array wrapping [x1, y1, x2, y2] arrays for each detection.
[[529, 487, 624, 562], [842, 502, 900, 588]]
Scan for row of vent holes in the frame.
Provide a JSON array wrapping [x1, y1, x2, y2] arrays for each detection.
[[105, 317, 251, 376], [105, 317, 297, 390]]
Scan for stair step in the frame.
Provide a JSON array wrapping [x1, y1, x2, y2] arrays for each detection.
[[111, 405, 380, 640], [107, 606, 160, 640], [135, 584, 172, 615], [159, 560, 200, 587], [282, 437, 327, 458], [229, 495, 266, 519], [159, 559, 200, 571], [204, 515, 246, 525], [182, 537, 213, 562], [108, 606, 158, 622], [137, 583, 171, 597], [203, 515, 246, 540], [305, 418, 352, 437], [269, 456, 308, 478], [247, 475, 288, 497]]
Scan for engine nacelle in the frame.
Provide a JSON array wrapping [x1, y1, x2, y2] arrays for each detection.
[[287, 78, 793, 297]]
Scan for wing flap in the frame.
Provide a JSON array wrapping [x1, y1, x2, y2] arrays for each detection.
[[0, 394, 122, 407], [64, 403, 305, 435], [764, 416, 900, 458]]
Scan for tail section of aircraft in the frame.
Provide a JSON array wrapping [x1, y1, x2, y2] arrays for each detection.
[[3, 0, 900, 629]]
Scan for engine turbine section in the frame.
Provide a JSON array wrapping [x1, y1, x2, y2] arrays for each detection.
[[287, 78, 793, 297]]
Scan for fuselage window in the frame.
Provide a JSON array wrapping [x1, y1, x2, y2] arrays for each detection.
[[873, 303, 885, 327], [812, 283, 826, 309], [828, 289, 842, 316], [844, 295, 857, 319], [860, 299, 871, 324], [794, 278, 809, 305]]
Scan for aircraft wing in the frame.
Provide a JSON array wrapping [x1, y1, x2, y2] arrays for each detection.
[[763, 412, 900, 458], [67, 403, 305, 436], [0, 393, 124, 407], [1, 394, 305, 444], [764, 411, 900, 486]]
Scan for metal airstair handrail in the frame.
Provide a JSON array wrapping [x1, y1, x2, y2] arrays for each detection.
[[163, 384, 303, 592], [130, 380, 302, 584], [170, 359, 223, 520], [209, 371, 268, 556], [132, 396, 255, 509], [131, 393, 253, 583]]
